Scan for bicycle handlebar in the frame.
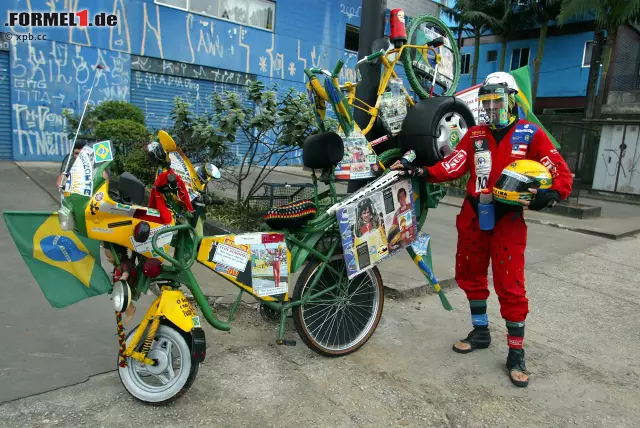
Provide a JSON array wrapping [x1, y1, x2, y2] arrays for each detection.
[[366, 50, 385, 62], [151, 223, 198, 270]]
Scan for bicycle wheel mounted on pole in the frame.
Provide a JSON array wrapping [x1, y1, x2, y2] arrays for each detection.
[[402, 14, 461, 99]]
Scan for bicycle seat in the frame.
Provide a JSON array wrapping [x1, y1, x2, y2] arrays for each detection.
[[107, 172, 147, 206], [302, 131, 344, 170], [263, 199, 317, 231]]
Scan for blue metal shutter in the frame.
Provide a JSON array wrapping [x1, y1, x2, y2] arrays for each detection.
[[130, 70, 252, 163], [0, 51, 11, 160]]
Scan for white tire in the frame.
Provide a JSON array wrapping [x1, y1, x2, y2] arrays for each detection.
[[118, 324, 199, 405]]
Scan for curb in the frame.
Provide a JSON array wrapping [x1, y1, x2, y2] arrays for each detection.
[[15, 162, 60, 204], [438, 196, 640, 241], [383, 277, 458, 299], [522, 219, 640, 240]]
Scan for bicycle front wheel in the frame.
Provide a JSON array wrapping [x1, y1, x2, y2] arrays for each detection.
[[402, 14, 461, 99], [292, 254, 384, 357]]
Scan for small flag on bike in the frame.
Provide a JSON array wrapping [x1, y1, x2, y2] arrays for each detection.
[[3, 211, 112, 308]]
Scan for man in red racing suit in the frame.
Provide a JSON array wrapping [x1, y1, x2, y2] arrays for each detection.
[[392, 74, 573, 387]]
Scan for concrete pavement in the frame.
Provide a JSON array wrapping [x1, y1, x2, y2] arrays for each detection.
[[2, 161, 640, 426], [0, 233, 638, 427], [0, 162, 157, 404]]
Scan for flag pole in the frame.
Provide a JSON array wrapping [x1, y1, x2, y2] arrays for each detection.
[[59, 64, 104, 194]]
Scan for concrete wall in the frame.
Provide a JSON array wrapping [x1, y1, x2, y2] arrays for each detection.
[[456, 31, 594, 98], [609, 25, 640, 92], [388, 0, 440, 18]]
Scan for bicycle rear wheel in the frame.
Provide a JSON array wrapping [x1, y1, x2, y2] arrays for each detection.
[[402, 14, 461, 99], [292, 254, 384, 357]]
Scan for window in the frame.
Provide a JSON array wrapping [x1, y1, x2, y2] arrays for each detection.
[[582, 41, 593, 67], [461, 53, 471, 74], [510, 47, 530, 70], [487, 50, 498, 62], [155, 0, 275, 31], [345, 24, 359, 52]]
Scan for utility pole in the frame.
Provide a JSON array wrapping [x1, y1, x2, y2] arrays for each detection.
[[348, 0, 388, 193], [576, 30, 604, 185]]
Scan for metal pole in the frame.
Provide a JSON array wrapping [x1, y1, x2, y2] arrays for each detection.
[[59, 64, 104, 192], [613, 125, 628, 193], [349, 0, 387, 194]]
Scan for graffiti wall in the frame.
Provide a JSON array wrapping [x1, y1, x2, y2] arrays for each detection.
[[1, 0, 369, 161], [10, 40, 130, 159]]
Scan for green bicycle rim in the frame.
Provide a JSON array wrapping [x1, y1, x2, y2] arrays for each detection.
[[401, 13, 461, 99]]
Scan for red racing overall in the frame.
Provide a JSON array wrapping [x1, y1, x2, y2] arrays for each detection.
[[426, 119, 573, 323]]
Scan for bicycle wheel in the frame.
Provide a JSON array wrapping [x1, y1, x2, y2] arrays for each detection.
[[402, 14, 461, 99], [292, 254, 384, 357]]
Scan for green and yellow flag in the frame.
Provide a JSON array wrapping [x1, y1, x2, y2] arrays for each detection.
[[509, 65, 561, 148], [3, 211, 112, 308]]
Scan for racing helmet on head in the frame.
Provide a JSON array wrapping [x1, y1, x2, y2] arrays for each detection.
[[492, 159, 553, 205], [478, 72, 519, 129]]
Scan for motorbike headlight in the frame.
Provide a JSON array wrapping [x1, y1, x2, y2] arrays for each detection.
[[112, 280, 131, 313], [58, 206, 76, 231]]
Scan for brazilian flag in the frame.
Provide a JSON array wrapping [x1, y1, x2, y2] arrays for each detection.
[[509, 65, 561, 149], [3, 211, 112, 308]]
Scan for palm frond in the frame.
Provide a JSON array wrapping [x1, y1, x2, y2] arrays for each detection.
[[556, 0, 602, 25]]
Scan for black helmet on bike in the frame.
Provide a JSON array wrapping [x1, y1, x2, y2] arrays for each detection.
[[146, 141, 170, 167]]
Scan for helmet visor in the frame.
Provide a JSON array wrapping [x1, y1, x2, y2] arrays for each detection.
[[494, 169, 538, 193], [478, 89, 510, 127]]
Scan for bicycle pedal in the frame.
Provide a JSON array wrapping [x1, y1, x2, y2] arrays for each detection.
[[276, 339, 296, 346]]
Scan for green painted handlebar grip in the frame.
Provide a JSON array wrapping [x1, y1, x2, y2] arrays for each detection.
[[304, 68, 315, 79], [367, 50, 384, 61], [332, 60, 344, 77]]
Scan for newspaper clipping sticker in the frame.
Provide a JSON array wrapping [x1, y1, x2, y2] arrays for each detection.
[[198, 233, 289, 299], [335, 130, 378, 181], [337, 178, 418, 279]]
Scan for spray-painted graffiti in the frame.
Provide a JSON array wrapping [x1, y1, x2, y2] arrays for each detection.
[[131, 70, 250, 132], [131, 55, 255, 86], [340, 4, 362, 21], [0, 0, 390, 162], [10, 38, 131, 160]]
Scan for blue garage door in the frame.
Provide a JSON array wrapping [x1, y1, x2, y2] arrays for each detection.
[[0, 50, 11, 160], [130, 70, 253, 164]]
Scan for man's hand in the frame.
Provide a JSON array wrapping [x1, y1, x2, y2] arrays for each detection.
[[390, 160, 428, 178], [519, 188, 560, 211]]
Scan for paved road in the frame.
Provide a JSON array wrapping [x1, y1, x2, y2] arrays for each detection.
[[3, 161, 639, 426], [1, 234, 639, 427], [0, 162, 155, 404]]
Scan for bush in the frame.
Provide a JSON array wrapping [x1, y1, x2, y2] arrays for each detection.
[[93, 101, 146, 124], [94, 119, 152, 177], [94, 119, 151, 145], [120, 143, 156, 186]]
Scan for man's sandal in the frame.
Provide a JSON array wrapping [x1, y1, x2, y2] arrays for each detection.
[[452, 328, 491, 354], [506, 349, 530, 387]]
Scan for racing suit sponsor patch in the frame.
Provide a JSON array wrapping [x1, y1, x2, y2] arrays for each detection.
[[470, 129, 486, 139], [442, 150, 467, 173], [473, 139, 489, 152], [474, 150, 491, 192], [540, 155, 557, 175]]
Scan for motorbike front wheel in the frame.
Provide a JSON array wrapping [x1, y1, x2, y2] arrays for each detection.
[[118, 323, 199, 405]]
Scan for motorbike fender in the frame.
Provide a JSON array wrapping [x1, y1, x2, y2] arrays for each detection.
[[190, 327, 206, 362], [157, 290, 200, 333]]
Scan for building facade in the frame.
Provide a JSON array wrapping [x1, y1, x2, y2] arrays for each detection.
[[0, 0, 444, 163]]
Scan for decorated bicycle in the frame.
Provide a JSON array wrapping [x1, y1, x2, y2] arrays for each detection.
[[2, 10, 471, 407], [305, 12, 475, 182]]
